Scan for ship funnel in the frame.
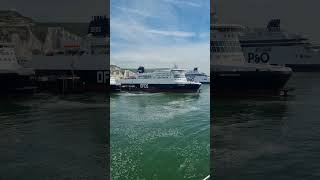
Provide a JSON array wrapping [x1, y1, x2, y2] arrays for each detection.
[[267, 19, 281, 32], [137, 66, 145, 73], [88, 15, 109, 37]]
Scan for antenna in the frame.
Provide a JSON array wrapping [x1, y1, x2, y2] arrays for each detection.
[[173, 63, 178, 69], [212, 0, 219, 24]]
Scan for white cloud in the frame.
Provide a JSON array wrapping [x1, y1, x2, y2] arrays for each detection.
[[162, 0, 201, 7], [147, 29, 195, 38], [111, 0, 209, 73], [111, 42, 210, 74], [111, 17, 196, 43], [113, 6, 160, 18]]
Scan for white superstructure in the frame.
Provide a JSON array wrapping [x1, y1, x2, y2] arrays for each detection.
[[239, 19, 320, 71], [185, 67, 210, 84], [121, 67, 194, 85], [0, 42, 35, 92], [110, 75, 121, 91], [211, 20, 292, 93], [0, 42, 34, 75], [121, 67, 201, 92]]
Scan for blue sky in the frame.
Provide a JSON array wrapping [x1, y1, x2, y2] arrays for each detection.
[[110, 0, 210, 74]]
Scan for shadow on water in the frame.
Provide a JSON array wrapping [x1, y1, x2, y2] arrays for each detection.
[[211, 73, 320, 180], [0, 92, 108, 180]]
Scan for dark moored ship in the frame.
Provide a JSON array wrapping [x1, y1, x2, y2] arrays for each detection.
[[0, 43, 35, 93], [17, 15, 110, 92], [211, 23, 292, 95], [240, 19, 320, 72]]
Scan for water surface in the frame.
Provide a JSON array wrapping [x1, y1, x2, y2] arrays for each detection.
[[212, 73, 320, 180], [111, 85, 210, 179], [0, 93, 108, 179]]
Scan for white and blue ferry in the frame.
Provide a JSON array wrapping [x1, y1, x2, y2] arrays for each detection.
[[185, 67, 210, 84], [121, 66, 201, 93], [110, 75, 121, 92]]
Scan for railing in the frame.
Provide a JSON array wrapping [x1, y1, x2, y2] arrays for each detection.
[[203, 175, 210, 180]]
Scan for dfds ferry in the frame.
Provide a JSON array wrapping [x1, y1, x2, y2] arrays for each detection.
[[32, 16, 109, 91], [240, 19, 320, 71], [121, 66, 201, 93], [14, 15, 110, 91], [211, 23, 292, 95]]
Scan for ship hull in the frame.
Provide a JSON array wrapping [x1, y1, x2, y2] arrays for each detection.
[[199, 81, 210, 84], [29, 55, 109, 92], [34, 69, 109, 92], [212, 70, 292, 95], [111, 84, 121, 92], [241, 44, 320, 72], [277, 64, 320, 72], [121, 83, 201, 93], [0, 73, 35, 93], [185, 75, 210, 84]]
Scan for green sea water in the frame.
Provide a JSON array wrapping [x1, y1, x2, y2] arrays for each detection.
[[111, 85, 210, 179]]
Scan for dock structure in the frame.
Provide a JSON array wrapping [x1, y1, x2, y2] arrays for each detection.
[[36, 75, 85, 94]]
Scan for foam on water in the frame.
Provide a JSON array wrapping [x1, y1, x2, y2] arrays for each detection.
[[111, 86, 210, 179]]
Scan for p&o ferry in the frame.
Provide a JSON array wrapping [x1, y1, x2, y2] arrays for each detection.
[[211, 22, 292, 95], [240, 19, 320, 72], [185, 67, 210, 84]]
